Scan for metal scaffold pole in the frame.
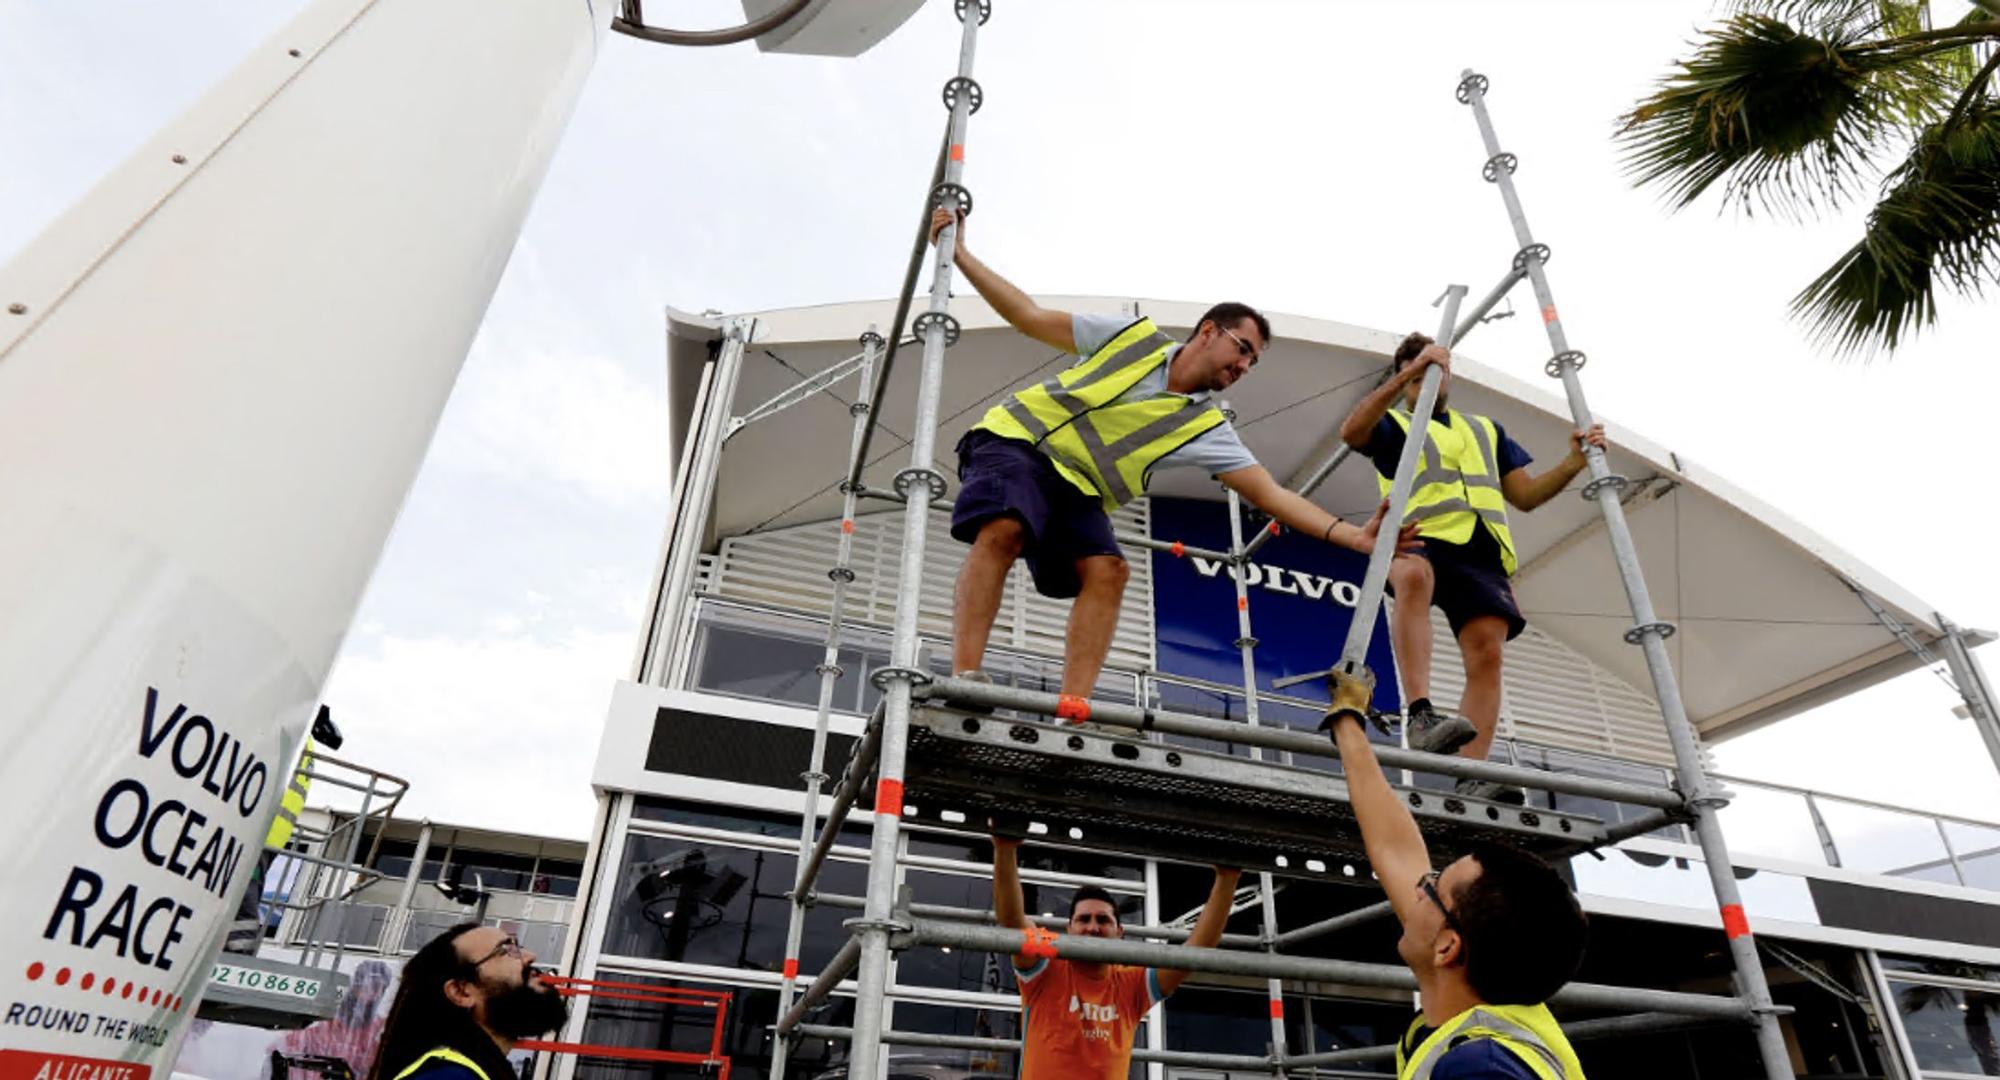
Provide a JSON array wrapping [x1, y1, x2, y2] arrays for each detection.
[[846, 2, 987, 1074], [1455, 69, 1794, 1080], [1223, 478, 1291, 1076], [768, 330, 881, 1078]]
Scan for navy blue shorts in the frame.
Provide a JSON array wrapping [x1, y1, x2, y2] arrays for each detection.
[[1391, 527, 1526, 641], [950, 430, 1122, 599]]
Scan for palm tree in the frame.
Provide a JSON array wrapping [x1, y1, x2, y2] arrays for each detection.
[[1618, 1, 2000, 355]]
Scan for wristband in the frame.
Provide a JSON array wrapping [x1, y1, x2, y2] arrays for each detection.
[[1323, 521, 1337, 543]]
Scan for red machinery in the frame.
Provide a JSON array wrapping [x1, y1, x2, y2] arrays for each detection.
[[517, 974, 732, 1078]]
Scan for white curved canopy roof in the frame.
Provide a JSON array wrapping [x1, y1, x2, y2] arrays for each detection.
[[665, 295, 1982, 742]]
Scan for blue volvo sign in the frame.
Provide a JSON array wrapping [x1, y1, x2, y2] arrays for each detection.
[[1149, 496, 1402, 715]]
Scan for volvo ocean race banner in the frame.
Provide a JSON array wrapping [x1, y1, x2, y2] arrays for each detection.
[[1149, 496, 1401, 716]]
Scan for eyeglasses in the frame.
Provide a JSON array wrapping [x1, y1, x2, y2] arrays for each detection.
[[469, 936, 525, 968], [1217, 324, 1261, 367], [1419, 870, 1465, 938]]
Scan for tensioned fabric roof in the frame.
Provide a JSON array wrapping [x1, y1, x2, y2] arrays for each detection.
[[663, 296, 1982, 743]]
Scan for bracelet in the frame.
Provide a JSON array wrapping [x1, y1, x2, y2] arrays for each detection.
[[1323, 521, 1337, 542]]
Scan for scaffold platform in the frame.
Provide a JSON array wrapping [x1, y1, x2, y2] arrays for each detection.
[[883, 704, 1607, 876]]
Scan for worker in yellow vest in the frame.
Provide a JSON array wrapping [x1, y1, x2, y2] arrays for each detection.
[[1323, 667, 1590, 1080], [368, 923, 567, 1080], [930, 208, 1418, 707], [227, 704, 343, 953], [1339, 333, 1606, 803]]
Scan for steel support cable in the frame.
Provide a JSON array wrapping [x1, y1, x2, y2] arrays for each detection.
[[846, 125, 954, 495], [612, 0, 816, 47]]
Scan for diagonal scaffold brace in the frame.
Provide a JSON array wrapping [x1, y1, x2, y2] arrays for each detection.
[[1455, 68, 1794, 1079]]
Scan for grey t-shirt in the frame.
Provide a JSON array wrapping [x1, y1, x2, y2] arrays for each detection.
[[1067, 313, 1259, 477]]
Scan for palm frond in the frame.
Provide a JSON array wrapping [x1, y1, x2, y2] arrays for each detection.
[[1792, 103, 2000, 355], [1618, 15, 1903, 217]]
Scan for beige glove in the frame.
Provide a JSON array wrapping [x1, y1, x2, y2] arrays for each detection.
[[1322, 666, 1377, 731]]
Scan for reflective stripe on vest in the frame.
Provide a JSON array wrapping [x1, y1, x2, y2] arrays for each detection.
[[973, 317, 1227, 509], [1396, 1003, 1586, 1080], [1378, 408, 1518, 575], [391, 1047, 492, 1080], [265, 738, 314, 849]]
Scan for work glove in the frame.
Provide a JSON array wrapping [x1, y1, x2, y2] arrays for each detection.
[[1319, 666, 1381, 735]]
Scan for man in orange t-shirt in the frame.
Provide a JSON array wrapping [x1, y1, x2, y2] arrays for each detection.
[[993, 833, 1241, 1078]]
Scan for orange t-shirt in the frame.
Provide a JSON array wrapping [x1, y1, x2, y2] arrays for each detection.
[[1016, 956, 1162, 1079]]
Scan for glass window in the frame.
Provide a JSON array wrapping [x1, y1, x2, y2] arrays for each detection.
[[446, 848, 538, 894], [1290, 992, 1412, 1066], [632, 797, 871, 849], [1814, 799, 1956, 881], [1889, 978, 2000, 1076], [889, 1000, 1022, 1078], [1881, 956, 2000, 981], [1712, 784, 1833, 866], [1164, 985, 1273, 1056], [1945, 820, 2000, 891], [600, 834, 868, 976], [689, 604, 889, 715]]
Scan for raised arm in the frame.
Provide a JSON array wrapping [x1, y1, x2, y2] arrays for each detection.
[[1500, 423, 1606, 511], [1323, 668, 1434, 929], [1339, 344, 1449, 449], [931, 208, 1074, 353], [1155, 866, 1243, 997], [990, 835, 1040, 972], [1217, 467, 1422, 557]]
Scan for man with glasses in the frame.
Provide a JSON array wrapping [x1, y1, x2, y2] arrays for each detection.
[[1322, 666, 1591, 1080], [930, 207, 1415, 711], [367, 925, 568, 1080]]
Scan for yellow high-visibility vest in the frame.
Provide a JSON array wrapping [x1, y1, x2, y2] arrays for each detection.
[[1396, 1003, 1587, 1080], [392, 1047, 492, 1080], [1378, 408, 1518, 575], [973, 317, 1227, 510], [265, 738, 314, 849]]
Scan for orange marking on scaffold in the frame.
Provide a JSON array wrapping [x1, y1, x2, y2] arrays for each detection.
[[1268, 522, 1281, 535], [1268, 999, 1285, 1020], [841, 519, 855, 534], [1056, 695, 1091, 723], [1237, 597, 1249, 611], [875, 778, 905, 817], [1541, 304, 1559, 324], [950, 144, 965, 162], [782, 958, 800, 979], [1021, 927, 1060, 959], [1170, 541, 1185, 557], [1720, 903, 1750, 940]]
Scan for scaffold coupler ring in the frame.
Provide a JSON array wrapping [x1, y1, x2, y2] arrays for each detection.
[[1456, 72, 1490, 104], [799, 770, 830, 786], [893, 466, 948, 502], [1579, 473, 1629, 501], [827, 566, 856, 584], [1512, 243, 1551, 272], [930, 182, 974, 218], [954, 0, 991, 24], [1482, 152, 1518, 182], [870, 665, 934, 690], [1544, 350, 1586, 378], [859, 329, 885, 349], [1623, 621, 1677, 645], [815, 661, 846, 677], [1686, 785, 1731, 811], [911, 310, 962, 347], [942, 75, 984, 114], [1233, 636, 1259, 650]]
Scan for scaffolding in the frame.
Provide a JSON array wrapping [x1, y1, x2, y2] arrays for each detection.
[[725, 8, 1801, 1077]]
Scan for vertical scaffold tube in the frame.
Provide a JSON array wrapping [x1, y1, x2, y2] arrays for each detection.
[[769, 331, 880, 1078], [847, 5, 985, 1075], [1456, 69, 1792, 1080], [1224, 484, 1290, 1077]]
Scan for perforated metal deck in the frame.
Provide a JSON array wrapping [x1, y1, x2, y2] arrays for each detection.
[[877, 706, 1607, 877]]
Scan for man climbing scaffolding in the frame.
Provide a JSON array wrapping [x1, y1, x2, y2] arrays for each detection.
[[1339, 334, 1606, 802], [932, 206, 1418, 711], [1323, 665, 1591, 1079]]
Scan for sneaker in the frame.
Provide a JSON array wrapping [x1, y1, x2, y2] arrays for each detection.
[[1405, 698, 1476, 756], [1454, 775, 1527, 806]]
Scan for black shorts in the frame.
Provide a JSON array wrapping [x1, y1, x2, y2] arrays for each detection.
[[950, 430, 1122, 599], [1392, 527, 1526, 641]]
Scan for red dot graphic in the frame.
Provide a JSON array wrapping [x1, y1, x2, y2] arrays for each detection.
[[55, 968, 71, 986], [80, 973, 95, 990], [121, 983, 133, 999], [102, 978, 116, 995], [173, 997, 184, 1012], [26, 963, 44, 981], [151, 989, 162, 1006]]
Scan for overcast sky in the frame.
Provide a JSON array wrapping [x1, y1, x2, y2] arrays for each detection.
[[4, 0, 1996, 841]]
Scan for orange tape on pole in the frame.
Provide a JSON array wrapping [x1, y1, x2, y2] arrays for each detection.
[[841, 519, 855, 534], [1170, 541, 1185, 557], [1268, 521, 1281, 535], [782, 958, 799, 979], [1267, 999, 1284, 1020], [950, 144, 965, 162], [1236, 597, 1248, 611], [875, 778, 904, 817], [1056, 695, 1091, 723], [1541, 304, 1558, 324], [1720, 903, 1750, 940], [1021, 927, 1060, 959]]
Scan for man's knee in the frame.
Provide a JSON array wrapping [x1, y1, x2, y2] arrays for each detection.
[[1078, 554, 1129, 591], [1459, 619, 1507, 676], [1389, 555, 1433, 597], [974, 516, 1027, 560]]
